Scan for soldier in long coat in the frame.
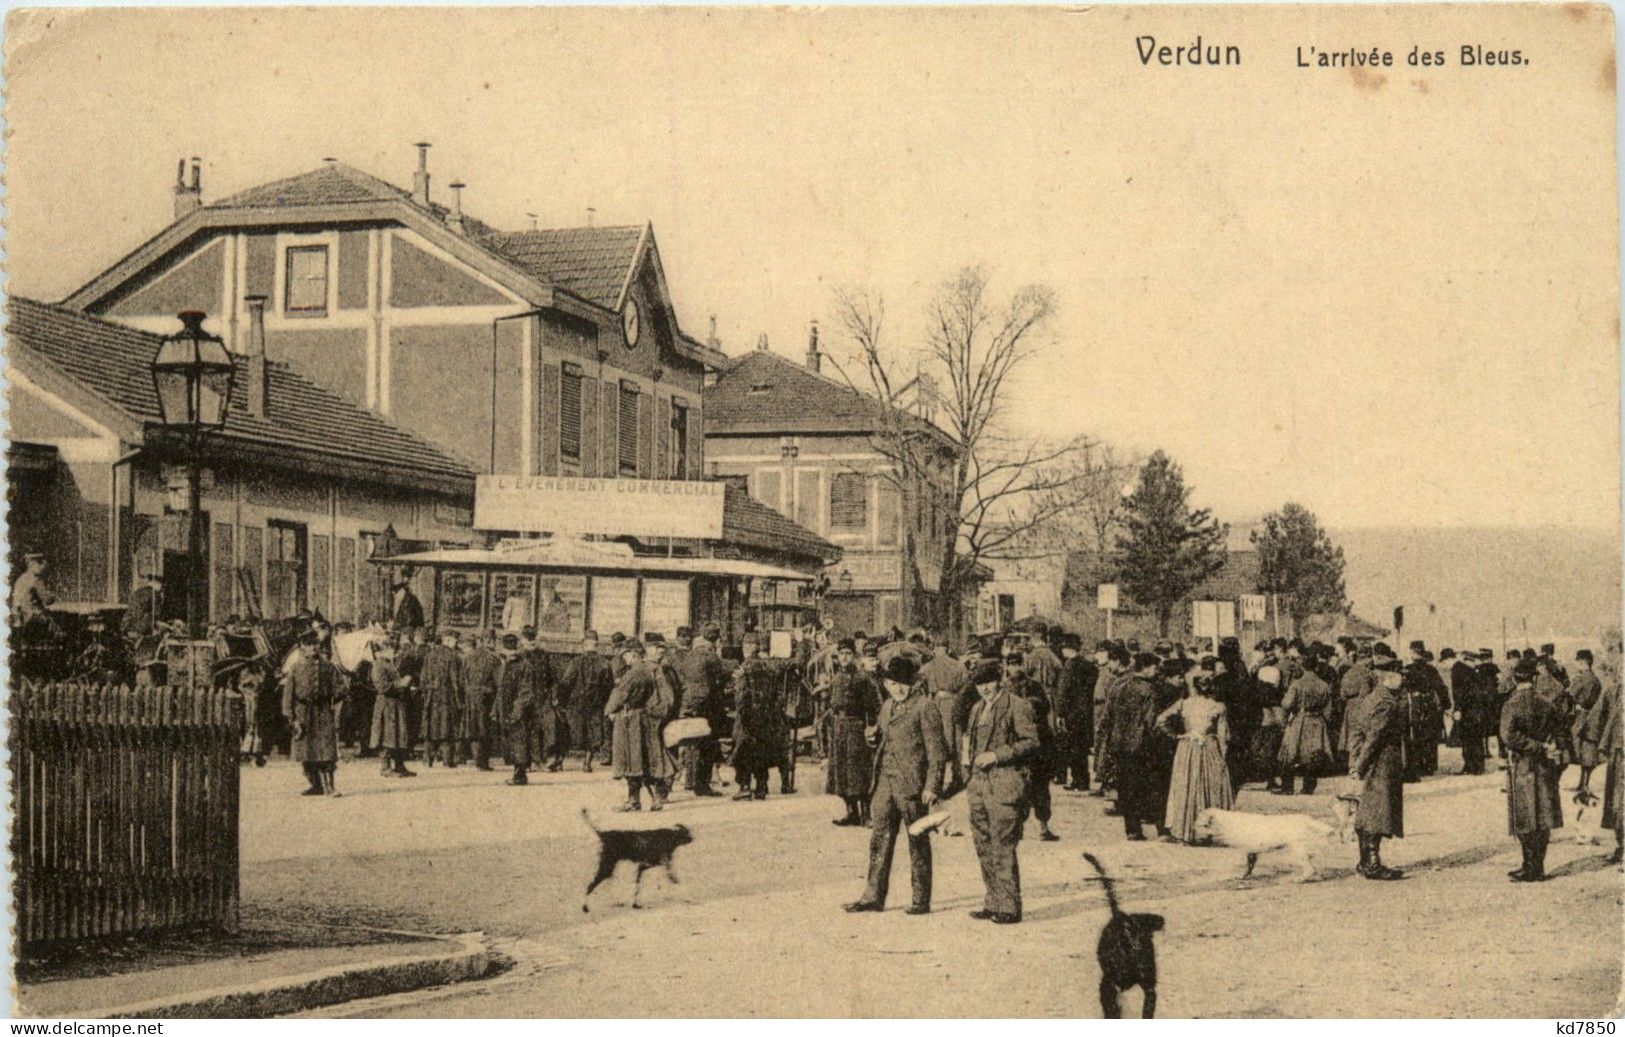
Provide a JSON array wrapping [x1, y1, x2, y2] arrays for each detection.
[[825, 639, 880, 826], [1402, 645, 1450, 780], [1580, 669, 1623, 863], [919, 637, 970, 793], [1058, 634, 1098, 791], [559, 631, 615, 773], [370, 639, 417, 778], [730, 636, 787, 801], [283, 631, 345, 796], [1501, 658, 1566, 881], [1336, 647, 1377, 760], [963, 658, 1040, 924], [605, 640, 677, 809], [1568, 650, 1605, 794], [419, 632, 465, 768], [1103, 653, 1165, 840], [670, 627, 728, 793], [1348, 657, 1407, 879], [536, 639, 573, 772], [844, 655, 945, 915], [1278, 665, 1334, 794], [494, 633, 549, 786], [459, 633, 501, 770]]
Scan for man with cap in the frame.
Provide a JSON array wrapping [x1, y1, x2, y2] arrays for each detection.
[[604, 639, 678, 809], [963, 657, 1040, 924], [10, 551, 57, 635], [494, 632, 549, 786], [558, 630, 615, 773], [1058, 633, 1097, 792], [1451, 650, 1497, 775], [1003, 651, 1060, 841], [1569, 650, 1604, 794], [1538, 643, 1569, 687], [826, 638, 880, 826], [419, 630, 465, 769], [370, 636, 417, 778], [844, 653, 946, 915], [388, 577, 425, 632], [1104, 653, 1167, 841], [1579, 666, 1623, 864], [671, 625, 729, 794], [459, 632, 501, 770], [1347, 656, 1407, 879], [918, 634, 970, 794], [731, 634, 787, 800], [1094, 643, 1131, 799], [1501, 656, 1566, 881], [1025, 626, 1064, 773], [283, 625, 346, 796], [1402, 642, 1450, 781]]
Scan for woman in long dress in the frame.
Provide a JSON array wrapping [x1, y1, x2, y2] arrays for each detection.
[[1158, 669, 1236, 844]]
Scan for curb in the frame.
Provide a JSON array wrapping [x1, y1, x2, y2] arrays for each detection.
[[91, 931, 491, 1019]]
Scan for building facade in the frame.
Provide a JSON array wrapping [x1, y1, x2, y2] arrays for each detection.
[[8, 298, 476, 625], [67, 151, 724, 488], [704, 334, 968, 636]]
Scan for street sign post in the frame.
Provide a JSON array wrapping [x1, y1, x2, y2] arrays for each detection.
[[1098, 583, 1119, 640]]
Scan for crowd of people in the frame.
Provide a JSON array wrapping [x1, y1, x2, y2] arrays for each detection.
[[259, 603, 1624, 920]]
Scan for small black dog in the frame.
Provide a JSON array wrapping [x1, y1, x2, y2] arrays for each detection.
[[1082, 852, 1164, 1018], [580, 809, 694, 912]]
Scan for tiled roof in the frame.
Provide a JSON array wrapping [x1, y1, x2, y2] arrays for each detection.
[[205, 163, 644, 311], [721, 484, 840, 564], [207, 162, 409, 209], [705, 348, 943, 439], [8, 298, 476, 485], [476, 226, 645, 310]]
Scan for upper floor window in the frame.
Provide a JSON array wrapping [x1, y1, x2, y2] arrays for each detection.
[[829, 472, 869, 532], [284, 245, 329, 314], [560, 363, 583, 462], [618, 382, 640, 476], [670, 399, 689, 480]]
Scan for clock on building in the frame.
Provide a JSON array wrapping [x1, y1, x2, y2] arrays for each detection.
[[622, 298, 642, 348]]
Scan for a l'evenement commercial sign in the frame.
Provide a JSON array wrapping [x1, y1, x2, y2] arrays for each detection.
[[474, 476, 726, 539]]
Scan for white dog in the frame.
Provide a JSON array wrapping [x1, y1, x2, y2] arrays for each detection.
[[1193, 808, 1340, 881]]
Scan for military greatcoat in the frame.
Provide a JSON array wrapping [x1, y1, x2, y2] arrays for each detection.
[[1347, 680, 1405, 837], [1500, 686, 1565, 836]]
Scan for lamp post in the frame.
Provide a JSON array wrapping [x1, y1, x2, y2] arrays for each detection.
[[150, 311, 235, 643]]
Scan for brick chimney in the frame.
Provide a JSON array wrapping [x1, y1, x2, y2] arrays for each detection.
[[243, 295, 269, 418], [707, 314, 721, 350], [805, 320, 820, 372], [447, 180, 467, 235], [173, 157, 202, 220], [756, 332, 769, 352], [412, 142, 432, 207]]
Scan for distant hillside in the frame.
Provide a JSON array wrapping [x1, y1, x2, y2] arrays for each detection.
[[1333, 526, 1621, 651]]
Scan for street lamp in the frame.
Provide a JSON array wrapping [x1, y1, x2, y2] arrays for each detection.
[[150, 311, 234, 643]]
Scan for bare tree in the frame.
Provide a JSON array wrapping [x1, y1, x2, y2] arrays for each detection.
[[828, 265, 1099, 635]]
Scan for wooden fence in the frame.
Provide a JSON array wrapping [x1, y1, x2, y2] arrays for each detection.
[[10, 681, 243, 945]]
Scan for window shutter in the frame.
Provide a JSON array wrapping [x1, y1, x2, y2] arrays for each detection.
[[311, 534, 332, 618], [830, 472, 869, 531], [671, 400, 690, 480], [618, 382, 639, 475], [638, 391, 654, 478], [541, 364, 562, 475], [211, 523, 234, 622], [796, 468, 821, 530], [876, 481, 900, 546], [656, 396, 671, 479], [336, 536, 357, 623], [240, 526, 264, 616], [581, 374, 599, 475], [560, 364, 583, 461]]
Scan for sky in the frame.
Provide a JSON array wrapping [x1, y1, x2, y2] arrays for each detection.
[[5, 5, 1619, 533]]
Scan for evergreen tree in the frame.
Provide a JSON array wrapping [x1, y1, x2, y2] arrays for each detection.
[[1251, 502, 1348, 636], [1112, 451, 1227, 636]]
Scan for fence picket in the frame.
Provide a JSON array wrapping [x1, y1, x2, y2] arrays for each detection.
[[11, 680, 241, 946]]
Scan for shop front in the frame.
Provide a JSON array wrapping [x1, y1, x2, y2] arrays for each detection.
[[378, 537, 818, 650]]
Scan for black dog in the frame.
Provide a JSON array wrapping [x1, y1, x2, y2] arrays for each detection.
[[1082, 852, 1164, 1018], [580, 809, 693, 912]]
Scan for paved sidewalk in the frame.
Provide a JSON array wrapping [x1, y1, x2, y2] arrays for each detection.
[[16, 929, 489, 1019]]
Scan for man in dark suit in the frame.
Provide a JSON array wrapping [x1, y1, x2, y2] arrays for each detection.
[[963, 659, 1040, 924], [1058, 633, 1098, 791], [1104, 653, 1165, 841], [389, 579, 425, 632], [845, 655, 946, 915]]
